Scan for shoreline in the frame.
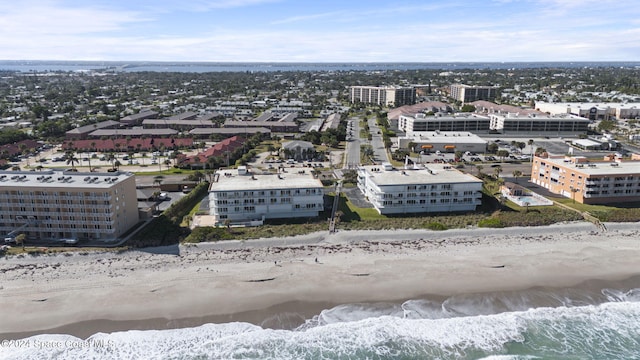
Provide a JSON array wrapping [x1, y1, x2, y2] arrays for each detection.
[[1, 222, 640, 339]]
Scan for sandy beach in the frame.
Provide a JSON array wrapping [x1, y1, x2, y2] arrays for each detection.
[[1, 221, 640, 339]]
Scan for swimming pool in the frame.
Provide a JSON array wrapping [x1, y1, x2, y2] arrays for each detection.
[[505, 194, 553, 207]]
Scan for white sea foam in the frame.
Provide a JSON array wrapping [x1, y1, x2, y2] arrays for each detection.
[[2, 301, 640, 359], [602, 288, 640, 302]]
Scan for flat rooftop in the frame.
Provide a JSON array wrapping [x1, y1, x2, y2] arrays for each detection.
[[0, 170, 134, 189], [211, 168, 323, 191], [403, 132, 487, 145], [360, 164, 483, 186], [543, 156, 640, 175]]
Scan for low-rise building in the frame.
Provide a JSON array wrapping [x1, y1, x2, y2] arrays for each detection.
[[120, 111, 159, 126], [397, 131, 487, 154], [224, 120, 298, 133], [0, 170, 139, 242], [65, 120, 121, 140], [531, 155, 640, 204], [281, 140, 315, 161], [357, 163, 483, 215], [208, 167, 324, 224], [535, 102, 640, 120]]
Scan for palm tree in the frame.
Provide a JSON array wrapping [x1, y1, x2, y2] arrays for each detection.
[[512, 170, 522, 183], [476, 164, 484, 177], [65, 151, 79, 170], [528, 139, 534, 161], [493, 166, 503, 180], [107, 153, 116, 170]]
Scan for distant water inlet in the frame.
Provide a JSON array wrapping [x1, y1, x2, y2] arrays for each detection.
[[501, 182, 553, 207]]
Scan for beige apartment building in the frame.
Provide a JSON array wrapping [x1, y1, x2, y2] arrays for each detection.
[[349, 86, 416, 106], [0, 170, 139, 242], [531, 155, 640, 204], [450, 84, 499, 103]]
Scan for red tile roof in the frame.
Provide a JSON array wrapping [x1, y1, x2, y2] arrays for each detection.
[[180, 136, 245, 165], [61, 138, 194, 152]]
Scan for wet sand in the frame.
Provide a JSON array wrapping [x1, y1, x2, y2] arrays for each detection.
[[1, 222, 639, 340]]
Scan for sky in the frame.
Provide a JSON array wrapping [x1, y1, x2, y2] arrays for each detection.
[[1, 0, 639, 62]]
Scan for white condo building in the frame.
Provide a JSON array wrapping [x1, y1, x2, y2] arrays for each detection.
[[209, 167, 324, 224], [0, 170, 139, 242], [398, 113, 491, 135], [488, 113, 590, 134], [357, 163, 483, 215]]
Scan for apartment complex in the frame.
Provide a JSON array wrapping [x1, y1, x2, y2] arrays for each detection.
[[0, 170, 139, 242], [450, 84, 499, 103], [531, 155, 640, 204], [349, 86, 416, 106], [488, 113, 590, 135], [357, 163, 483, 215], [209, 167, 324, 224], [398, 113, 491, 135]]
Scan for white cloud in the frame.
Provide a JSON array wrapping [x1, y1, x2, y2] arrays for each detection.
[[175, 0, 282, 11], [0, 0, 638, 61], [0, 1, 147, 37]]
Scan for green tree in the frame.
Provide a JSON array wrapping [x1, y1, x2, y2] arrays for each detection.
[[407, 141, 417, 153], [496, 149, 510, 160], [460, 104, 476, 112], [512, 170, 523, 183], [597, 120, 616, 133]]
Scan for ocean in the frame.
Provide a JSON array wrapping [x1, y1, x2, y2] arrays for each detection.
[[2, 282, 640, 359], [1, 60, 640, 73]]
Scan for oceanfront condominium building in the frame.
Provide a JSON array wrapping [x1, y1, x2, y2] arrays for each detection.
[[450, 84, 499, 103], [357, 163, 483, 215], [349, 86, 416, 107], [531, 155, 640, 204], [0, 170, 139, 242], [208, 166, 324, 224]]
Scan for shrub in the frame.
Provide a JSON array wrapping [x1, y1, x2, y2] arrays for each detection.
[[184, 227, 234, 243], [478, 218, 505, 228], [425, 221, 448, 231]]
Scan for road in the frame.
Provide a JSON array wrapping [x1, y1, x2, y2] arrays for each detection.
[[367, 117, 390, 164], [343, 118, 361, 169]]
